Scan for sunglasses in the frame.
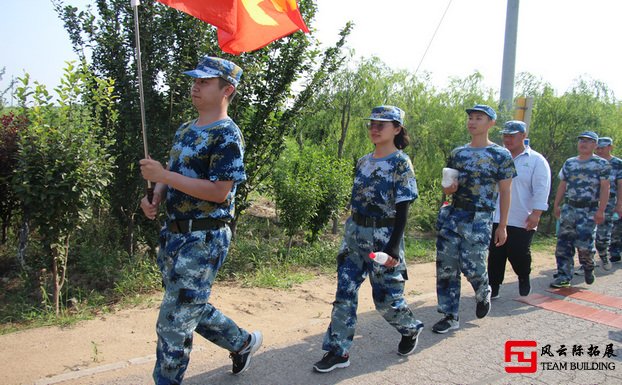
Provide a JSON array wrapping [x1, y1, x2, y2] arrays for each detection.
[[367, 121, 390, 130]]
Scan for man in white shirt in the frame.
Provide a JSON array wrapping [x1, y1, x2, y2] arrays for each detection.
[[488, 121, 551, 298]]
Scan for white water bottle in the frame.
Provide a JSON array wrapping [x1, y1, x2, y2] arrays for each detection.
[[369, 251, 390, 265]]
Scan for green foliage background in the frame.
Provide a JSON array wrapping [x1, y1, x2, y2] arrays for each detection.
[[1, 0, 621, 329]]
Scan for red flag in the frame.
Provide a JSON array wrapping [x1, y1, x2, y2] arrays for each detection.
[[218, 0, 310, 55], [156, 0, 309, 55], [155, 0, 237, 34]]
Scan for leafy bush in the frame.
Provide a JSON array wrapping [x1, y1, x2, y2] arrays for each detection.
[[12, 63, 117, 315], [0, 112, 28, 244], [273, 144, 352, 249]]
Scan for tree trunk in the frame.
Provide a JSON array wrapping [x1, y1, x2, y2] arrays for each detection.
[[333, 98, 351, 235], [51, 234, 70, 317], [51, 247, 60, 316], [16, 217, 29, 272]]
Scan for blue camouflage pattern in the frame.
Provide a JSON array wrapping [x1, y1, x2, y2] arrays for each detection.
[[555, 206, 598, 280], [350, 151, 418, 218], [183, 56, 243, 87], [466, 104, 497, 120], [595, 156, 622, 258], [366, 105, 405, 125], [154, 228, 249, 385], [436, 207, 494, 317], [436, 143, 515, 318], [154, 117, 248, 384], [610, 219, 622, 258], [558, 156, 611, 202], [447, 144, 516, 211], [322, 150, 422, 356], [166, 118, 246, 222], [554, 156, 611, 281]]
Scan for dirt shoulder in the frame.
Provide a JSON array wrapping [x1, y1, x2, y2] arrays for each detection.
[[0, 249, 556, 385]]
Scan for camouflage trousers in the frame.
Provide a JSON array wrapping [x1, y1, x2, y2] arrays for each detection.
[[611, 218, 622, 258], [595, 200, 616, 259], [555, 204, 597, 281], [322, 218, 423, 357], [153, 226, 249, 385], [435, 206, 493, 318]]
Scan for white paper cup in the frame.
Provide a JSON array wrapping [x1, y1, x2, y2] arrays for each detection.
[[441, 167, 459, 188]]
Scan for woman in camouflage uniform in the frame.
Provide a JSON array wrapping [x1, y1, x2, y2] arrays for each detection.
[[313, 105, 424, 373]]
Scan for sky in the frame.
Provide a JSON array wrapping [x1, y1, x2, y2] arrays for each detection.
[[2, 0, 622, 105]]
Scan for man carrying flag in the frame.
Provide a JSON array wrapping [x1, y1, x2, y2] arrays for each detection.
[[140, 56, 261, 384]]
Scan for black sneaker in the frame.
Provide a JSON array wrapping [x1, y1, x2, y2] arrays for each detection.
[[550, 279, 571, 288], [230, 331, 262, 375], [584, 269, 595, 285], [313, 351, 350, 373], [610, 255, 621, 263], [476, 288, 491, 319], [518, 276, 531, 296], [432, 314, 459, 334], [397, 324, 424, 356], [491, 284, 500, 299]]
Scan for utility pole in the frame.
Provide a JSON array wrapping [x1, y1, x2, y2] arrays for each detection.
[[499, 0, 520, 113]]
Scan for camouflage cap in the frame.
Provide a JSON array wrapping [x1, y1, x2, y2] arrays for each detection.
[[183, 56, 243, 87], [466, 104, 497, 120], [366, 105, 405, 125], [597, 137, 613, 147], [577, 131, 598, 141], [500, 120, 527, 134]]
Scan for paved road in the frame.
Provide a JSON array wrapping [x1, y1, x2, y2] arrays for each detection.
[[36, 262, 622, 385]]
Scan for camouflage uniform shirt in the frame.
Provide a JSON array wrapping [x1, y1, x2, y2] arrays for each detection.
[[165, 118, 246, 221], [559, 156, 611, 202], [448, 143, 516, 210], [350, 150, 418, 218]]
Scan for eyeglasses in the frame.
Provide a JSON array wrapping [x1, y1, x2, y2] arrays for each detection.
[[367, 121, 389, 130]]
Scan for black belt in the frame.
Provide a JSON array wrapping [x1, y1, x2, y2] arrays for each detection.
[[566, 200, 599, 209], [351, 212, 394, 228], [451, 199, 494, 212], [168, 218, 227, 233]]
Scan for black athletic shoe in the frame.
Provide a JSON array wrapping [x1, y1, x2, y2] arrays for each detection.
[[584, 269, 595, 285], [397, 324, 424, 356], [550, 279, 571, 288], [313, 352, 350, 373], [230, 331, 262, 375], [432, 314, 459, 334], [610, 255, 621, 263], [518, 276, 531, 296], [476, 288, 491, 319]]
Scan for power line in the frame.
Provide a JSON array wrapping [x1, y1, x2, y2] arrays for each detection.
[[415, 0, 453, 76]]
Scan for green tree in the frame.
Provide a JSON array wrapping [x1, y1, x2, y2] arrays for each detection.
[[0, 111, 28, 245], [13, 63, 117, 315], [55, 0, 352, 241]]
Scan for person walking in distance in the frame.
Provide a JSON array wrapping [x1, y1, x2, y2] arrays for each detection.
[[550, 131, 611, 288], [488, 121, 551, 298], [433, 104, 516, 334], [592, 137, 622, 271], [140, 56, 261, 384], [313, 106, 424, 373]]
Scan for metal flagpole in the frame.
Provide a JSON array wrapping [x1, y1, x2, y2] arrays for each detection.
[[131, 0, 153, 203]]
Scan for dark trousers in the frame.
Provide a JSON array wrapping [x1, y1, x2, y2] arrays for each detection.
[[488, 223, 535, 286]]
